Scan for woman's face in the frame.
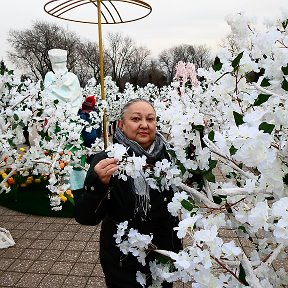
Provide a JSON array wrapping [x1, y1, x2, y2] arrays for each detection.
[[118, 101, 156, 150]]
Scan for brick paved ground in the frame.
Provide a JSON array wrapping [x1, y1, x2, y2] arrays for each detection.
[[0, 206, 192, 288]]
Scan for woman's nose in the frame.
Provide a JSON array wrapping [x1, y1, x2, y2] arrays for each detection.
[[140, 119, 148, 128]]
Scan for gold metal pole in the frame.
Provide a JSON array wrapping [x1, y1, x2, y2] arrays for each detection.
[[44, 0, 152, 149], [97, 0, 108, 148]]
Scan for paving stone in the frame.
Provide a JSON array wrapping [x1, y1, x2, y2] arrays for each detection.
[[30, 239, 52, 249], [0, 258, 15, 271], [15, 272, 45, 287], [39, 274, 66, 288], [0, 271, 23, 286], [38, 249, 62, 261], [69, 262, 94, 276], [55, 231, 75, 241], [49, 262, 74, 275], [62, 275, 88, 288], [38, 231, 59, 240], [22, 230, 42, 239], [7, 259, 33, 273], [47, 240, 70, 250], [86, 276, 107, 288], [1, 247, 24, 259], [64, 240, 87, 251], [27, 260, 54, 274], [18, 249, 43, 260], [57, 250, 81, 262], [78, 251, 98, 263]]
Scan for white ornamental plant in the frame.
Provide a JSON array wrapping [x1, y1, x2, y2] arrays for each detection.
[[0, 69, 104, 211], [110, 12, 288, 287], [0, 10, 288, 287]]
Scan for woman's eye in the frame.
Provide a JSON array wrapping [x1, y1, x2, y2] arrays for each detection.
[[132, 117, 140, 121]]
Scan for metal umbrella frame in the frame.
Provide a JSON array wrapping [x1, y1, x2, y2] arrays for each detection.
[[44, 0, 152, 147]]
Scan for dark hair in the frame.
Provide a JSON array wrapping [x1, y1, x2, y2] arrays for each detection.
[[120, 98, 155, 120]]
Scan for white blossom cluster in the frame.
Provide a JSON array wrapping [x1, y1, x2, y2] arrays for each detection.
[[1, 10, 288, 287]]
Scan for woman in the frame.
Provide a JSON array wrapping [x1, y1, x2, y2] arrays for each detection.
[[78, 95, 102, 148], [76, 98, 181, 287]]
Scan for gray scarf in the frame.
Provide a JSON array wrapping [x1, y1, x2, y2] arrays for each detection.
[[114, 128, 169, 220]]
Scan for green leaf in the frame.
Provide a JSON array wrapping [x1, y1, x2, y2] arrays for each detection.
[[13, 114, 19, 121], [283, 173, 288, 185], [233, 111, 244, 126], [213, 195, 223, 204], [203, 171, 216, 183], [212, 56, 222, 71], [12, 123, 18, 130], [281, 64, 288, 75], [238, 264, 249, 286], [209, 159, 217, 170], [260, 78, 271, 87], [282, 19, 288, 29], [157, 254, 171, 264], [181, 199, 194, 212], [259, 122, 275, 134], [66, 196, 75, 206], [238, 226, 248, 233], [253, 94, 270, 106], [193, 125, 204, 131], [281, 77, 288, 91], [229, 145, 237, 156], [232, 51, 244, 69], [40, 80, 45, 91], [208, 130, 215, 141], [167, 149, 176, 158], [54, 124, 61, 133]]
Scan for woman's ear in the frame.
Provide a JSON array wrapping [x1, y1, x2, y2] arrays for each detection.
[[118, 120, 123, 129]]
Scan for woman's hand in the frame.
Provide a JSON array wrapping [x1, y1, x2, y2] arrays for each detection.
[[94, 158, 118, 185]]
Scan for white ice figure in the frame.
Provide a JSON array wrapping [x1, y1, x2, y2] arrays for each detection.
[[43, 49, 83, 115], [0, 228, 15, 249]]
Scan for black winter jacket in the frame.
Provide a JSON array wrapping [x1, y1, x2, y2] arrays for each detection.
[[76, 149, 182, 288]]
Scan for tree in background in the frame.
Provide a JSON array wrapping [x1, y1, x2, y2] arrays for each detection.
[[8, 21, 82, 81], [76, 40, 110, 87], [124, 45, 151, 87], [105, 32, 138, 89], [7, 21, 212, 88]]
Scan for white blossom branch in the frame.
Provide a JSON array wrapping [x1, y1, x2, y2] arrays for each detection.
[[11, 93, 35, 110], [179, 182, 220, 208], [32, 159, 52, 165], [203, 137, 258, 181], [214, 187, 272, 196], [252, 83, 286, 100], [204, 179, 214, 201], [50, 140, 65, 173], [241, 253, 263, 288], [255, 243, 285, 273]]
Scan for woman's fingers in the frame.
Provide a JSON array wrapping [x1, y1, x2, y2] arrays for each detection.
[[94, 158, 118, 184]]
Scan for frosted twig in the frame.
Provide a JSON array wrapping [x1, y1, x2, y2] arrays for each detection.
[[252, 83, 285, 100], [255, 243, 284, 273], [204, 179, 214, 201], [241, 253, 263, 288], [203, 137, 258, 181], [179, 182, 220, 208], [214, 187, 272, 196]]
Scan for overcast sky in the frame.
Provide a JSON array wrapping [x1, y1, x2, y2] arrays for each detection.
[[0, 0, 287, 70]]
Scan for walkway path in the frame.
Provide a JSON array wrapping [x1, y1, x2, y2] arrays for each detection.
[[0, 206, 189, 288]]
